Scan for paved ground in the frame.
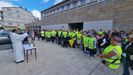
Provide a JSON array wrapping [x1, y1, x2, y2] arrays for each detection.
[[0, 40, 132, 75]]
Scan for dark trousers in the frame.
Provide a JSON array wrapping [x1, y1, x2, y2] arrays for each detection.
[[37, 36, 41, 41], [89, 49, 96, 57], [41, 36, 44, 40], [46, 38, 51, 42], [51, 37, 55, 43], [70, 40, 76, 48], [122, 57, 130, 75], [62, 40, 68, 47], [82, 43, 84, 51], [58, 37, 61, 45]]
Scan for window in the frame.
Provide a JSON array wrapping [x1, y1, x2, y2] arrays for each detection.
[[98, 0, 106, 2], [64, 5, 67, 10], [53, 10, 55, 14], [70, 3, 73, 9], [61, 6, 64, 11], [59, 7, 63, 12], [66, 4, 70, 10], [90, 0, 98, 2], [55, 9, 58, 13], [16, 10, 19, 13], [7, 8, 11, 11], [73, 1, 78, 8], [80, 0, 86, 5], [51, 11, 53, 14], [8, 23, 12, 25]]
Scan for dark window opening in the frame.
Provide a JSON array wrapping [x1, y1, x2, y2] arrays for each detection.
[[68, 22, 83, 31]]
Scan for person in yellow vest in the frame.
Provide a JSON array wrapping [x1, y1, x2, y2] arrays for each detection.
[[51, 30, 56, 43], [82, 33, 89, 53], [62, 30, 68, 47], [57, 30, 62, 45], [88, 35, 97, 59], [98, 29, 104, 36], [41, 30, 45, 41], [76, 32, 82, 48], [75, 29, 79, 35], [71, 30, 76, 48], [55, 30, 58, 44], [98, 36, 122, 75], [47, 30, 51, 42], [45, 30, 48, 42]]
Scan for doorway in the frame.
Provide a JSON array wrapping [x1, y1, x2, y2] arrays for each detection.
[[68, 22, 83, 31]]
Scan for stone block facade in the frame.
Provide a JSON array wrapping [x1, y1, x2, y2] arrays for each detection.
[[28, 0, 133, 32]]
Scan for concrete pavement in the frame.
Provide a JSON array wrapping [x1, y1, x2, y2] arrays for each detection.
[[0, 40, 132, 75]]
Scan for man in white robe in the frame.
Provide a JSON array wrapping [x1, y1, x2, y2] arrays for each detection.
[[9, 29, 28, 63]]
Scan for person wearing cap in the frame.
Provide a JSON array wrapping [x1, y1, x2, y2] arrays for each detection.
[[98, 36, 122, 75], [122, 34, 133, 75]]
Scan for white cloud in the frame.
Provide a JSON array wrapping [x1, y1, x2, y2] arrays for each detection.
[[42, 0, 49, 3], [0, 1, 16, 10], [54, 0, 63, 5], [31, 10, 41, 20]]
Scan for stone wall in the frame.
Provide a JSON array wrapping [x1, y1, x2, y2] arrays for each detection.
[[29, 0, 133, 31]]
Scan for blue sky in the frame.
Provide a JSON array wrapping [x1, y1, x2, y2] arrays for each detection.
[[12, 0, 54, 11], [0, 0, 64, 19]]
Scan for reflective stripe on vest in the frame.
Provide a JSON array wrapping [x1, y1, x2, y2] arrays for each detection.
[[103, 45, 122, 69]]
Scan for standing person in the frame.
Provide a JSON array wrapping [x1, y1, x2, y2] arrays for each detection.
[[98, 33, 106, 54], [98, 29, 104, 36], [76, 32, 82, 48], [122, 34, 133, 75], [37, 30, 41, 41], [32, 30, 35, 40], [82, 34, 89, 53], [41, 30, 45, 41], [9, 29, 28, 63], [57, 30, 62, 45], [88, 35, 97, 59], [98, 36, 122, 75], [51, 30, 56, 43]]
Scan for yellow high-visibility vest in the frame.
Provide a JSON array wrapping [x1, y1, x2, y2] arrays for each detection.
[[88, 37, 96, 49], [103, 45, 122, 69]]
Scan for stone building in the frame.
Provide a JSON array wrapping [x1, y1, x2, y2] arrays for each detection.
[[27, 0, 133, 32], [1, 7, 37, 28]]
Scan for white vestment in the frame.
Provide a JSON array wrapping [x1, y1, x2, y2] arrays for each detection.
[[9, 32, 28, 62]]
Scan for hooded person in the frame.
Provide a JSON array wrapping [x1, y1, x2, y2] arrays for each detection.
[[9, 28, 28, 63]]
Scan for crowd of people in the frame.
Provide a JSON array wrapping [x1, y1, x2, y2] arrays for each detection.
[[5, 27, 133, 75], [30, 28, 133, 75]]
